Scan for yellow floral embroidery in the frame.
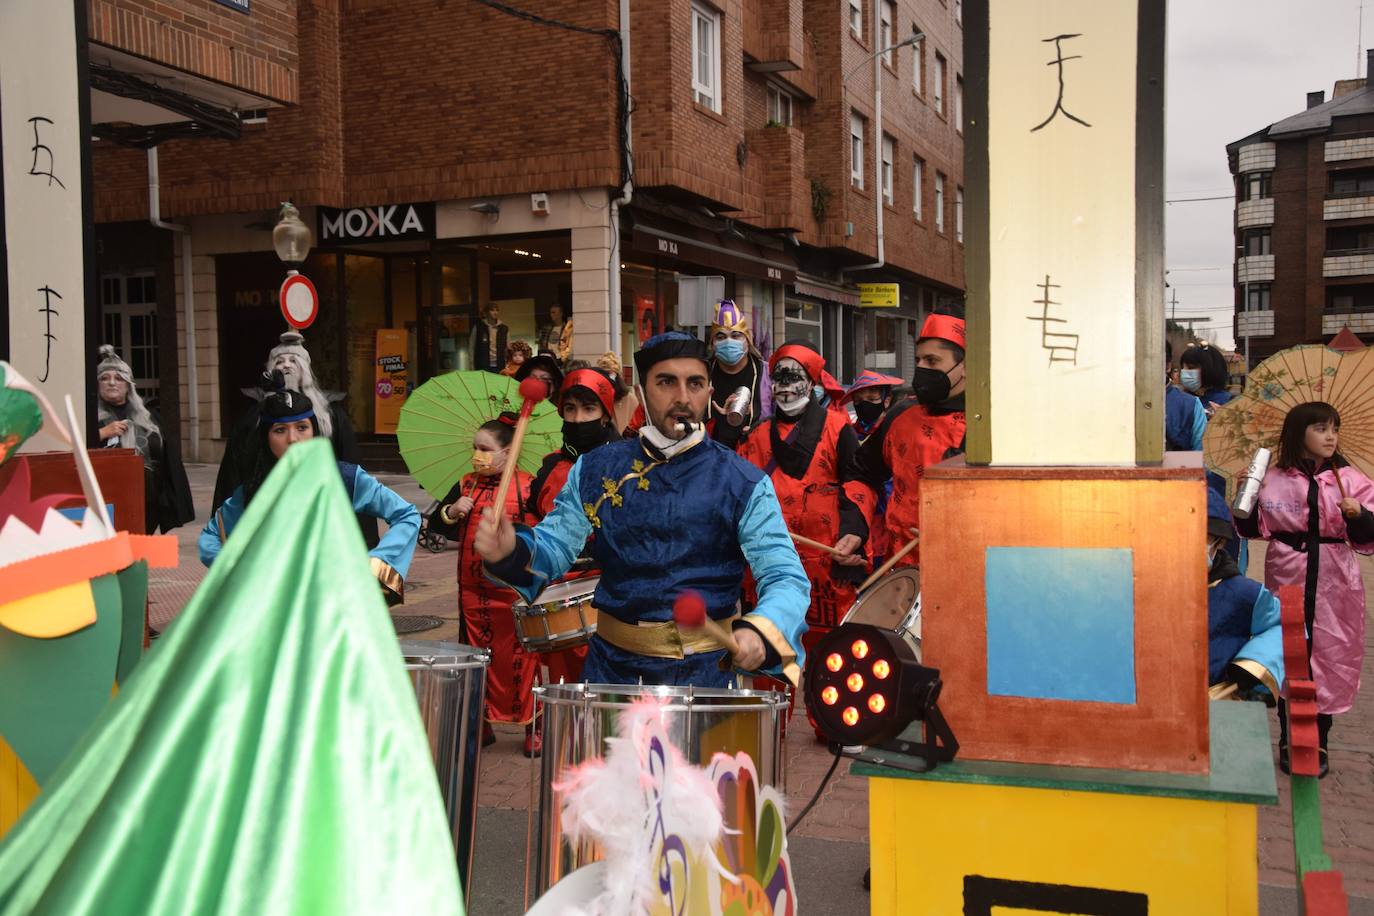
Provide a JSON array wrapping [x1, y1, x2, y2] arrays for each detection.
[[582, 455, 665, 527]]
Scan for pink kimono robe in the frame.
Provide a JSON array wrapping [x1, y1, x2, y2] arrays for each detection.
[[1252, 463, 1374, 713]]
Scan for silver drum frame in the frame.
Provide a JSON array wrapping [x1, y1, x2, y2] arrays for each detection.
[[401, 640, 490, 910], [526, 682, 789, 904]]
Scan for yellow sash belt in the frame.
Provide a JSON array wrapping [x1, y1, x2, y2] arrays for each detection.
[[594, 611, 740, 659]]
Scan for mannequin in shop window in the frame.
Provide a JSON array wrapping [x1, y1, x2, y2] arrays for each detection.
[[707, 299, 770, 450], [536, 304, 573, 367], [471, 303, 509, 373]]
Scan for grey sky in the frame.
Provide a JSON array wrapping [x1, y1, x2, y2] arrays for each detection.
[[1166, 0, 1362, 349]]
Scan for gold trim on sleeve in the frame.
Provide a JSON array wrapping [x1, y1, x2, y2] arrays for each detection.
[[741, 613, 801, 688], [370, 557, 405, 606], [1230, 656, 1281, 700]]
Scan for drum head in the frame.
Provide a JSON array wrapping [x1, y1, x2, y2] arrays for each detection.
[[522, 575, 600, 607], [843, 567, 920, 631]]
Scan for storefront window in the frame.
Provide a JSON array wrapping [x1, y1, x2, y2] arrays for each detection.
[[749, 280, 777, 361], [621, 261, 680, 378], [784, 299, 822, 351]]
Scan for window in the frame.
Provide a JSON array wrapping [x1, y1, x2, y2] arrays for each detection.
[[955, 75, 964, 132], [934, 52, 946, 114], [956, 186, 964, 242], [1327, 225, 1374, 252], [849, 0, 862, 37], [882, 135, 895, 205], [913, 156, 924, 219], [1242, 227, 1271, 256], [1330, 169, 1374, 197], [955, 0, 963, 25], [99, 271, 160, 401], [766, 84, 793, 126], [851, 112, 866, 189], [1325, 285, 1374, 311], [1246, 283, 1271, 312], [880, 1, 893, 64], [911, 25, 923, 94], [935, 172, 946, 232], [1242, 171, 1271, 201], [691, 2, 721, 113], [785, 299, 823, 352]]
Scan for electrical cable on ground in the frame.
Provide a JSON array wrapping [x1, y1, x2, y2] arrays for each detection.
[[786, 747, 843, 834]]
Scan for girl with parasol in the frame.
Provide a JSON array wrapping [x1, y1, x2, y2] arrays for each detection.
[[433, 413, 540, 756], [1232, 401, 1374, 777]]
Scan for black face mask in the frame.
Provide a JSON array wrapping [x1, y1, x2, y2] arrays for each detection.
[[854, 399, 886, 425], [562, 418, 607, 455], [911, 366, 953, 405]]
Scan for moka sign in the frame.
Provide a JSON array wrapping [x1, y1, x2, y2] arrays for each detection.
[[317, 202, 435, 244]]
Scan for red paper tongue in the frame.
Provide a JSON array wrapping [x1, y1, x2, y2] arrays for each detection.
[[672, 590, 707, 629]]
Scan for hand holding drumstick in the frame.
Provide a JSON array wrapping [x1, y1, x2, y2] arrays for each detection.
[[673, 591, 766, 670]]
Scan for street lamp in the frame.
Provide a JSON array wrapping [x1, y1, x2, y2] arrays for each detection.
[[843, 29, 924, 86], [272, 201, 312, 273]]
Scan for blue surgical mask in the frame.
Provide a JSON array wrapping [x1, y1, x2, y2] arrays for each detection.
[[1179, 368, 1201, 392], [813, 384, 826, 402], [714, 339, 747, 365]]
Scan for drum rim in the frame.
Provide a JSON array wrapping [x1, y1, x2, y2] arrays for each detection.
[[534, 682, 790, 710], [514, 576, 601, 608], [399, 639, 492, 667]]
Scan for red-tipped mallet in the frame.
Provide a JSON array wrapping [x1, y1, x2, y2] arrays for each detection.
[[673, 590, 740, 657], [490, 376, 550, 518]]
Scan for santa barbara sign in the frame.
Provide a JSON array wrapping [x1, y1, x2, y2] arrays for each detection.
[[317, 202, 435, 244]]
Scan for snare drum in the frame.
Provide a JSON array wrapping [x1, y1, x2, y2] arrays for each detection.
[[512, 577, 599, 653], [841, 566, 921, 659]]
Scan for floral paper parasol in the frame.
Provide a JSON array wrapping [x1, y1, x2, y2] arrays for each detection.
[[1203, 344, 1374, 494]]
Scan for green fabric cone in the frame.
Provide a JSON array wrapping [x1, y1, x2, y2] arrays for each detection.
[[0, 440, 463, 915]]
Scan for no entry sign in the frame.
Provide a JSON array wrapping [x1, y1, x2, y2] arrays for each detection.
[[279, 273, 319, 329]]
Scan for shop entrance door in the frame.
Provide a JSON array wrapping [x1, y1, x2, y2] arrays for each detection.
[[417, 246, 477, 383]]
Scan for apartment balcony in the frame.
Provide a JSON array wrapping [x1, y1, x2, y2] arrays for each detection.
[[747, 125, 811, 233], [1324, 251, 1374, 278], [1237, 255, 1275, 283], [1237, 310, 1274, 338], [1325, 195, 1374, 220], [1237, 142, 1276, 172], [1323, 311, 1374, 334], [742, 0, 804, 73], [1237, 198, 1274, 228], [1326, 137, 1374, 162]]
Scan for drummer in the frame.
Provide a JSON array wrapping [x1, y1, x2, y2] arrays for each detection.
[[525, 367, 624, 685], [476, 331, 810, 688]]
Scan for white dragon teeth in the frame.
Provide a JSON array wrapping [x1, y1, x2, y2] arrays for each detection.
[[0, 508, 112, 570]]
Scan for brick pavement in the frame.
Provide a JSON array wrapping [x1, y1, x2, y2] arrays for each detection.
[[160, 464, 1374, 898]]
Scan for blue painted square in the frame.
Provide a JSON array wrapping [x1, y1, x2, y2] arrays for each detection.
[[985, 547, 1136, 704], [56, 504, 114, 523]]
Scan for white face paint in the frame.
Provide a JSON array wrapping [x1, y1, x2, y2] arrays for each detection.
[[273, 354, 304, 387], [771, 357, 811, 417]]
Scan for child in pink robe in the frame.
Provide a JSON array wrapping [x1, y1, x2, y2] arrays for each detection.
[[1235, 401, 1374, 777]]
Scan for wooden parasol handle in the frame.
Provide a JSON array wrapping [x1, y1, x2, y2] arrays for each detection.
[[858, 533, 920, 594], [789, 530, 846, 557], [1333, 467, 1359, 517]]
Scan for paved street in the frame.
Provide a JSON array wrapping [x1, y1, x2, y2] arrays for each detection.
[[157, 464, 1374, 913]]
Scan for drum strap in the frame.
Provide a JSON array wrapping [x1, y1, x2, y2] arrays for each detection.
[[596, 611, 741, 659]]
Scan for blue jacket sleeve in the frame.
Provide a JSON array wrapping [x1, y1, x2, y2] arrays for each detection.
[[198, 491, 244, 568], [1234, 584, 1284, 698], [736, 475, 811, 686], [1188, 398, 1206, 451], [351, 468, 420, 582], [485, 457, 592, 602]]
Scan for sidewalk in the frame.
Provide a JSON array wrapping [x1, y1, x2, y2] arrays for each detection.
[[158, 464, 1374, 906]]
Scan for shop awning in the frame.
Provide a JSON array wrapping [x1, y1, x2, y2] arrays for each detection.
[[791, 276, 861, 307], [630, 223, 797, 284]]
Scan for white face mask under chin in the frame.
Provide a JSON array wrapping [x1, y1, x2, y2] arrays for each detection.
[[776, 394, 810, 417]]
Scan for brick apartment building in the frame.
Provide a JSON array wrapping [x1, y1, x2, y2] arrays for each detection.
[[86, 0, 964, 460], [1228, 50, 1374, 365]]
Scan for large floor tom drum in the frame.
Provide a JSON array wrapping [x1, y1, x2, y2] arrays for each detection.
[[527, 683, 788, 902], [402, 640, 490, 909]]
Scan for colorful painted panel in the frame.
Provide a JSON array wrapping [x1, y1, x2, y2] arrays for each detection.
[[985, 547, 1135, 704]]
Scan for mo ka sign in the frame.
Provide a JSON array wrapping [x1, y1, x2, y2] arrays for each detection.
[[317, 202, 435, 244]]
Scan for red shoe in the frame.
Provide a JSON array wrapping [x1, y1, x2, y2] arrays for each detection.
[[523, 725, 542, 758]]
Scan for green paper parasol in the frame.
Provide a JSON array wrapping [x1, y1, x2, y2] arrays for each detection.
[[397, 371, 561, 500]]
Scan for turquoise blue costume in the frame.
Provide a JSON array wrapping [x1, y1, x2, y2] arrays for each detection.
[[486, 332, 810, 688], [1206, 489, 1282, 699], [200, 461, 420, 604]]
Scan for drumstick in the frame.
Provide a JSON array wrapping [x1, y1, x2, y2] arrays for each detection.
[[789, 531, 846, 557], [491, 377, 549, 519], [1333, 466, 1359, 518], [858, 533, 920, 594], [673, 591, 740, 657]]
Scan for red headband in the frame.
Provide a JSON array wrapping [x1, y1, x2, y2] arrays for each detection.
[[769, 343, 826, 383], [559, 368, 616, 418], [919, 314, 965, 348]]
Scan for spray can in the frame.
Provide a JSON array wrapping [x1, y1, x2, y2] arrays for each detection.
[[724, 387, 752, 427], [1231, 447, 1271, 519]]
